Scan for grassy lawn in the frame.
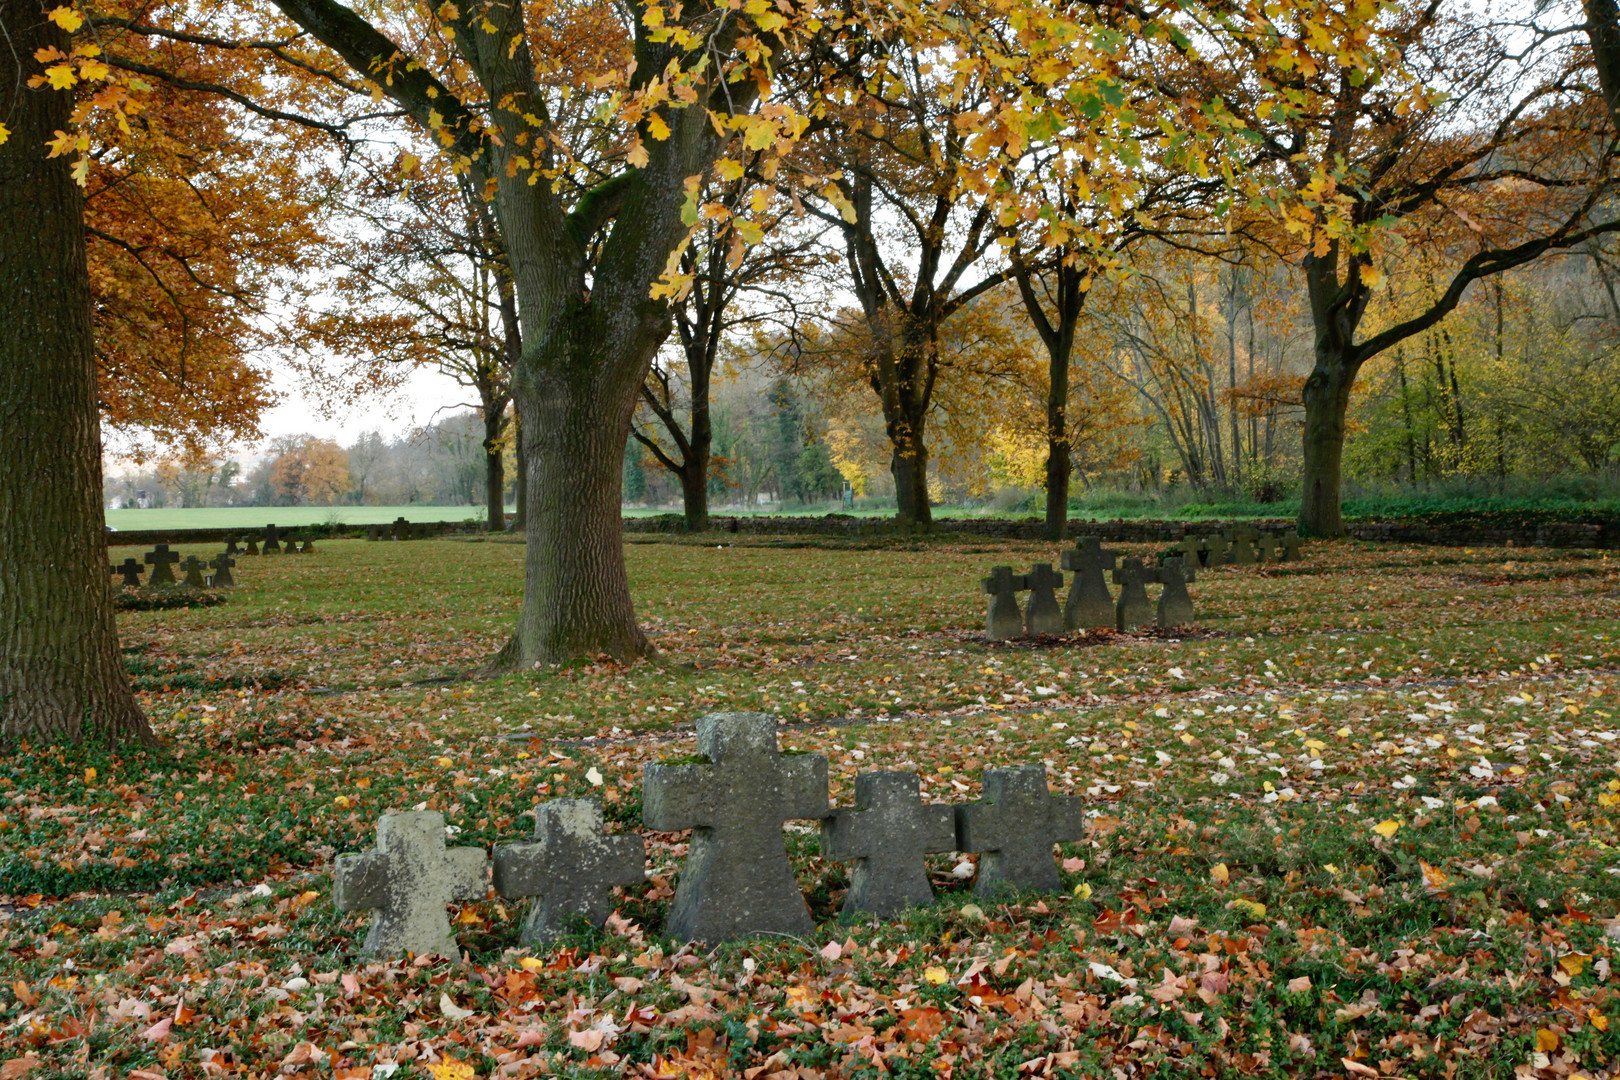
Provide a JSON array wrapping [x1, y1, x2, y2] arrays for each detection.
[[4, 535, 1619, 1078], [105, 506, 508, 531]]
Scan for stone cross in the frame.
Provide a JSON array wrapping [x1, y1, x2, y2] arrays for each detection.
[[392, 517, 412, 540], [283, 535, 301, 555], [821, 771, 955, 918], [1281, 529, 1303, 561], [1153, 556, 1196, 628], [1173, 535, 1205, 568], [1112, 557, 1153, 631], [210, 553, 237, 588], [180, 555, 207, 588], [1023, 562, 1065, 636], [493, 800, 645, 944], [955, 765, 1085, 895], [144, 544, 180, 587], [642, 711, 828, 942], [366, 524, 382, 541], [1230, 524, 1259, 566], [333, 811, 487, 957], [1256, 531, 1278, 562], [298, 537, 317, 554], [981, 566, 1028, 641], [111, 558, 143, 588], [244, 537, 260, 556], [262, 524, 281, 554], [224, 538, 240, 555], [1203, 533, 1232, 566], [1060, 537, 1117, 630]]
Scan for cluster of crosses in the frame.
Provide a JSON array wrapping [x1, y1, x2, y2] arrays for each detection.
[[111, 544, 237, 590], [1171, 525, 1302, 568], [223, 524, 318, 556], [366, 517, 432, 541], [333, 712, 1084, 956], [982, 536, 1196, 641]]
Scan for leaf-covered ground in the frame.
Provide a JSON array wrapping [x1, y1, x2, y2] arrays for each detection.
[[4, 535, 1619, 1079]]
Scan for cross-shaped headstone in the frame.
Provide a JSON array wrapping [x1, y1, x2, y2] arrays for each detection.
[[1256, 532, 1279, 562], [210, 553, 237, 588], [366, 525, 382, 541], [282, 535, 301, 555], [1230, 523, 1259, 566], [642, 711, 828, 942], [297, 537, 317, 554], [1113, 557, 1153, 631], [955, 765, 1085, 895], [144, 544, 180, 587], [1203, 533, 1232, 566], [111, 558, 143, 588], [224, 538, 241, 555], [262, 524, 281, 554], [1153, 556, 1196, 628], [244, 537, 260, 556], [981, 566, 1028, 641], [1281, 529, 1303, 561], [493, 800, 645, 944], [1173, 535, 1205, 568], [180, 555, 207, 588], [821, 771, 955, 918], [1060, 537, 1118, 630], [392, 517, 412, 540], [1023, 563, 1064, 636], [332, 810, 487, 957]]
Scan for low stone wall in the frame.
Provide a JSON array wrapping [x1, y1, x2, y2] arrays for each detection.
[[105, 521, 468, 547]]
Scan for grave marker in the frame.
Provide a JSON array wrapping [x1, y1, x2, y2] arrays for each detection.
[[262, 524, 282, 554], [1112, 557, 1153, 631], [366, 525, 382, 541], [180, 555, 207, 588], [1023, 563, 1065, 636], [981, 566, 1028, 641], [1154, 556, 1195, 628], [1281, 529, 1303, 561], [1060, 537, 1117, 630], [111, 558, 143, 588], [144, 544, 180, 587], [1230, 524, 1259, 566], [821, 771, 955, 918], [333, 811, 487, 957], [1203, 533, 1232, 566], [299, 537, 317, 554], [493, 800, 645, 944], [210, 553, 237, 588], [1256, 532, 1278, 562], [244, 537, 260, 556], [642, 711, 828, 942], [224, 538, 241, 555], [392, 517, 412, 540], [1173, 535, 1205, 568], [955, 765, 1085, 895]]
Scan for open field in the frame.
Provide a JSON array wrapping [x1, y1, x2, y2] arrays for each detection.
[[5, 535, 1620, 1078]]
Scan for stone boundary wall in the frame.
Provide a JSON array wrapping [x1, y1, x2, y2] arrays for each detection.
[[105, 516, 1616, 549]]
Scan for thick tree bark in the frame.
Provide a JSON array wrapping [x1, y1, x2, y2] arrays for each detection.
[[682, 358, 712, 532], [512, 421, 528, 531], [0, 3, 154, 746], [1041, 328, 1074, 542], [1588, 0, 1620, 130], [889, 436, 931, 526], [1299, 351, 1358, 537], [482, 407, 507, 531]]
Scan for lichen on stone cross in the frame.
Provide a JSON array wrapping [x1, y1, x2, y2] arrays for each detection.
[[1060, 537, 1118, 630], [1112, 557, 1153, 631], [1154, 556, 1195, 628], [981, 566, 1028, 641], [332, 811, 487, 958], [1173, 535, 1205, 568], [210, 553, 236, 588], [262, 524, 281, 553], [493, 799, 645, 944], [143, 544, 180, 587], [1022, 563, 1064, 636], [642, 711, 828, 942], [181, 555, 207, 588], [954, 765, 1085, 895], [111, 557, 142, 588], [1203, 532, 1232, 566], [822, 771, 955, 918]]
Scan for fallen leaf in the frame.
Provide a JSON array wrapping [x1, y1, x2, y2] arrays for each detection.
[[439, 993, 474, 1022]]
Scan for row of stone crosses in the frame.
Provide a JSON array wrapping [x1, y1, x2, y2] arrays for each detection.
[[112, 544, 241, 590], [982, 527, 1304, 640], [333, 712, 1083, 957]]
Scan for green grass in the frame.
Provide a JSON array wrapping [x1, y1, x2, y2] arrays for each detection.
[[3, 535, 1619, 1078], [106, 505, 510, 531]]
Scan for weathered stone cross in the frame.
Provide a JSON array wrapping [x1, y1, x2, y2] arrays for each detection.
[[1060, 537, 1117, 629], [111, 558, 143, 588], [144, 544, 180, 587], [1203, 532, 1232, 566], [1112, 557, 1153, 631], [642, 711, 828, 942], [493, 799, 645, 944], [1281, 529, 1303, 560], [1022, 562, 1065, 636], [981, 566, 1028, 641], [821, 771, 955, 918], [1230, 523, 1259, 566], [332, 810, 487, 957], [1173, 535, 1205, 568], [180, 555, 207, 588], [1152, 555, 1196, 628], [262, 524, 282, 554], [244, 537, 260, 556], [1256, 531, 1278, 562], [210, 553, 237, 588], [955, 765, 1085, 895]]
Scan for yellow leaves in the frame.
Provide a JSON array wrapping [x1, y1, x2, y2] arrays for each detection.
[[714, 158, 745, 182], [646, 113, 671, 142], [84, 767, 96, 785], [1534, 1028, 1559, 1052], [1360, 265, 1387, 291], [78, 59, 110, 82], [518, 957, 545, 972], [1418, 860, 1449, 894], [44, 64, 78, 90], [0, 122, 9, 147], [734, 219, 764, 246], [1372, 819, 1400, 839], [823, 184, 856, 223], [626, 137, 649, 169], [1226, 898, 1267, 920], [434, 756, 453, 768], [48, 6, 83, 32], [435, 2, 460, 20], [923, 966, 950, 986], [1072, 882, 1092, 899], [428, 1060, 476, 1080], [428, 109, 445, 131], [1558, 953, 1589, 977], [1209, 863, 1230, 884], [1590, 1008, 1610, 1032]]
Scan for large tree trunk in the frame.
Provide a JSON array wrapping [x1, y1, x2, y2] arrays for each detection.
[[483, 410, 506, 531], [683, 353, 712, 532], [1042, 340, 1072, 542], [512, 420, 527, 531], [1299, 351, 1358, 537], [492, 309, 657, 670], [0, 4, 154, 746], [889, 435, 932, 527]]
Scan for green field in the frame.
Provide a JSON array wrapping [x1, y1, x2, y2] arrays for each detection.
[[6, 535, 1619, 1077]]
